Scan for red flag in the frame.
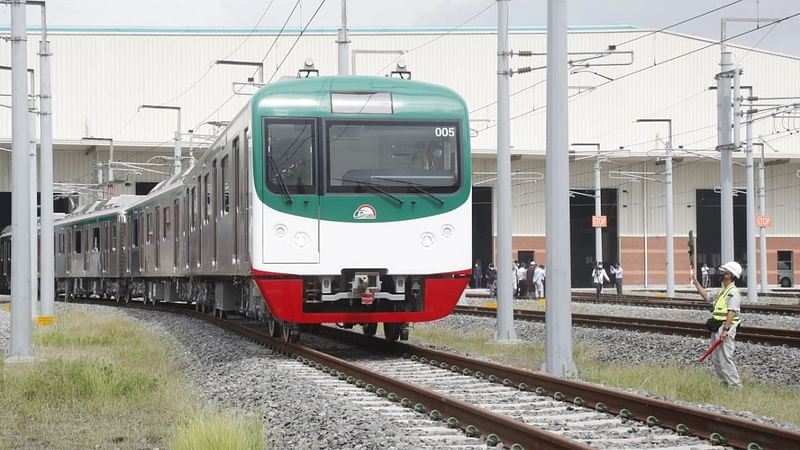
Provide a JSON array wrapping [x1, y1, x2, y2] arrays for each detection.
[[697, 338, 723, 363]]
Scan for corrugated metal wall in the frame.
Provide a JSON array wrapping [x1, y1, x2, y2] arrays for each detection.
[[474, 157, 800, 237], [0, 27, 797, 235]]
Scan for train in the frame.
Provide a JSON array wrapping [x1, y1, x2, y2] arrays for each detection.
[[0, 75, 473, 341]]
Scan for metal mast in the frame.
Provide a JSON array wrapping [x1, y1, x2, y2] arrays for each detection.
[[34, 0, 55, 322], [544, 0, 576, 376], [337, 0, 350, 75], [494, 0, 516, 341], [7, 0, 33, 359], [717, 21, 734, 263]]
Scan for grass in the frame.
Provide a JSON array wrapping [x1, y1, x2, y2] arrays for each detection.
[[0, 309, 265, 449], [411, 324, 800, 426], [170, 413, 264, 450]]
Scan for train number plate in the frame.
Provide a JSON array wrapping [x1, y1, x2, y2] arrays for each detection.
[[361, 292, 375, 305]]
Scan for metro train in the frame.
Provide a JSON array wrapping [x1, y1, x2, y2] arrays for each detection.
[[0, 75, 473, 341]]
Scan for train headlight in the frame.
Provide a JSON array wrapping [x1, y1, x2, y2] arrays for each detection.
[[420, 232, 435, 248], [294, 232, 309, 248], [441, 224, 454, 239], [274, 224, 287, 239]]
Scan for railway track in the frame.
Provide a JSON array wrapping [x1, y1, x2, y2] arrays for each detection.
[[466, 292, 800, 315], [453, 305, 800, 348], [66, 298, 800, 449], [570, 293, 800, 316]]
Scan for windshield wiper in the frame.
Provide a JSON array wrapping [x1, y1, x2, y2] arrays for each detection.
[[268, 154, 293, 204], [371, 176, 444, 206], [335, 177, 403, 205]]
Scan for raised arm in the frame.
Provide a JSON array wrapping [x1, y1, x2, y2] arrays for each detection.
[[691, 269, 709, 301]]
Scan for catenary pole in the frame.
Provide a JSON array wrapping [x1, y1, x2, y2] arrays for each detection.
[[642, 160, 648, 288], [37, 0, 55, 322], [494, 0, 516, 341], [665, 127, 674, 297], [7, 0, 33, 359], [757, 143, 768, 292], [337, 0, 350, 75], [27, 81, 38, 320], [744, 99, 757, 303], [718, 21, 734, 263], [594, 158, 602, 265], [544, 0, 576, 377]]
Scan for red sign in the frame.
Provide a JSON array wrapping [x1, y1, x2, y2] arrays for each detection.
[[592, 215, 608, 228], [756, 215, 772, 228]]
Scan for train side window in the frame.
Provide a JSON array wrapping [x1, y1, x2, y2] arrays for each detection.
[[146, 212, 152, 244], [75, 228, 82, 254], [84, 227, 90, 254], [132, 216, 140, 248], [221, 155, 230, 215], [111, 224, 117, 251], [163, 206, 170, 240], [190, 187, 196, 230], [212, 159, 218, 218], [92, 227, 100, 252], [155, 207, 160, 242]]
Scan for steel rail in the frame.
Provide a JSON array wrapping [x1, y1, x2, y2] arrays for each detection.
[[184, 311, 592, 450], [454, 305, 800, 348], [569, 292, 800, 315], [315, 326, 800, 450]]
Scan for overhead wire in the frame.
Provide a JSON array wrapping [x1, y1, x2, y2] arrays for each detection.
[[267, 0, 327, 84], [111, 0, 281, 138], [500, 11, 800, 126], [374, 1, 496, 76], [469, 2, 786, 127]]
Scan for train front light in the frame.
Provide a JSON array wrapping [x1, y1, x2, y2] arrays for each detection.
[[420, 232, 435, 248]]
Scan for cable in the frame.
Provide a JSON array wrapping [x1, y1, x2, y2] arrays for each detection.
[[469, 2, 780, 124], [267, 0, 327, 84], [612, 0, 745, 48], [496, 11, 800, 127], [258, 0, 303, 77], [111, 1, 279, 138], [374, 1, 496, 76]]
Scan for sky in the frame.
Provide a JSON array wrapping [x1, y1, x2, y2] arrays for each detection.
[[2, 0, 800, 57]]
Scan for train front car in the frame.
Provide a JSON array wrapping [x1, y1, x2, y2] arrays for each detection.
[[251, 76, 471, 340]]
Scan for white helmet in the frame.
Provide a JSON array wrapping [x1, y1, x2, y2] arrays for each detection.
[[719, 261, 743, 279]]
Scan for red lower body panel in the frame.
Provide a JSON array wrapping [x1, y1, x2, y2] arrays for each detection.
[[252, 268, 470, 323]]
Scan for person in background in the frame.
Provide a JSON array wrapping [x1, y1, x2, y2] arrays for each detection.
[[533, 264, 545, 300], [691, 261, 743, 388], [701, 263, 710, 288], [609, 262, 623, 295], [511, 260, 519, 298], [517, 263, 527, 298], [487, 263, 497, 296], [526, 261, 536, 299], [591, 262, 610, 300], [473, 260, 483, 288]]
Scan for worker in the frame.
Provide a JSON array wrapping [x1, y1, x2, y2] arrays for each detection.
[[691, 260, 743, 388]]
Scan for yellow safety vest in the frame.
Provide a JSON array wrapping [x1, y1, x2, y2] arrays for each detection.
[[711, 283, 740, 325]]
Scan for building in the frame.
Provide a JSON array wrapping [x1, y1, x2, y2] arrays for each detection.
[[0, 25, 798, 287]]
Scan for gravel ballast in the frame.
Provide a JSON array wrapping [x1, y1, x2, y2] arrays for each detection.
[[1, 298, 798, 447]]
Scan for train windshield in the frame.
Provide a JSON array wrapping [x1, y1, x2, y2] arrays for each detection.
[[327, 121, 461, 193], [264, 119, 316, 196]]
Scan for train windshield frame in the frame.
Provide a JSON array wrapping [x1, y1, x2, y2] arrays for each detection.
[[326, 120, 462, 194]]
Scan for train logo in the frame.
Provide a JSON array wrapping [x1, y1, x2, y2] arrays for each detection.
[[353, 204, 377, 220]]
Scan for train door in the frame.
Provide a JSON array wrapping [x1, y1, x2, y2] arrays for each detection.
[[102, 222, 109, 274], [261, 119, 320, 264], [232, 138, 240, 265], [211, 160, 218, 268], [155, 206, 160, 271], [174, 199, 180, 272]]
